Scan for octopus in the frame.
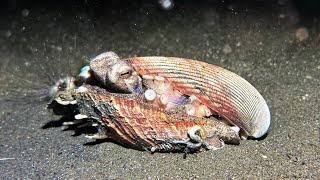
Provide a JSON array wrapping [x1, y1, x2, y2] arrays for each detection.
[[48, 51, 271, 153]]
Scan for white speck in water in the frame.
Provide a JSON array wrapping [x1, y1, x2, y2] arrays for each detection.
[[56, 46, 62, 52], [25, 61, 31, 67], [5, 31, 11, 38], [159, 0, 174, 10], [21, 9, 29, 17]]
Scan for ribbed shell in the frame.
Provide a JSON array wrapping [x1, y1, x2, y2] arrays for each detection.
[[125, 57, 270, 138], [74, 86, 240, 152]]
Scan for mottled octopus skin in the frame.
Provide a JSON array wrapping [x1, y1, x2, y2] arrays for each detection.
[[90, 52, 271, 138], [56, 85, 240, 152]]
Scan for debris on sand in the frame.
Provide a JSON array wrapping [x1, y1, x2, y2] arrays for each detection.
[[223, 44, 232, 54], [295, 27, 309, 42]]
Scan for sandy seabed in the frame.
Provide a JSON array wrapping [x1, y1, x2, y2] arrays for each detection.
[[0, 0, 319, 179]]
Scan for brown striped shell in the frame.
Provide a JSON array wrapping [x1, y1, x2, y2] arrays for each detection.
[[54, 85, 240, 152], [89, 52, 271, 138]]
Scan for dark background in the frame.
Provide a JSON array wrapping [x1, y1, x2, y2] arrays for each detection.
[[0, 0, 319, 179]]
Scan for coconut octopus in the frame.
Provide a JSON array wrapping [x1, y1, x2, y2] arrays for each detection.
[[48, 51, 271, 153]]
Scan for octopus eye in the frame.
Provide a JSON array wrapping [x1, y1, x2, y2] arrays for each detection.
[[120, 69, 132, 79]]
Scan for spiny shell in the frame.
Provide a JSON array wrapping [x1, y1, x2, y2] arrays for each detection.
[[90, 53, 271, 138], [55, 85, 240, 152]]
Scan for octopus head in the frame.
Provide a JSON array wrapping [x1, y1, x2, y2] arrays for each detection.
[[90, 51, 142, 93]]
